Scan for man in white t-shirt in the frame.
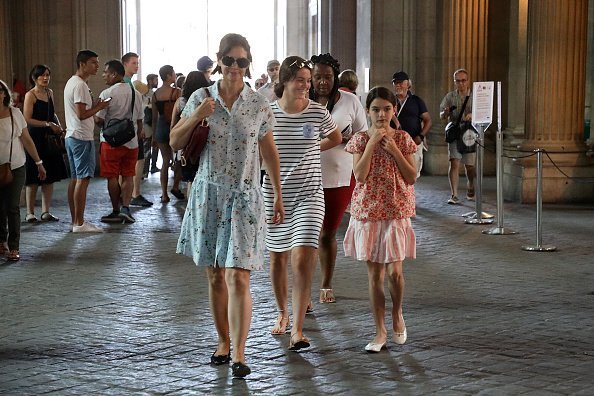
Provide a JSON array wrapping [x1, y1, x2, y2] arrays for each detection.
[[95, 60, 143, 224], [122, 53, 153, 208], [64, 49, 110, 233]]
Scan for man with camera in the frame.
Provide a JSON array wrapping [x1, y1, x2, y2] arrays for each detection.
[[440, 68, 475, 205], [95, 60, 143, 224]]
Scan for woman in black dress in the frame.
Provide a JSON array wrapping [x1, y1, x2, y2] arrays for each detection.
[[22, 64, 68, 222]]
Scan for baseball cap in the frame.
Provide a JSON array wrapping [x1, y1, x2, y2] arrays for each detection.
[[197, 56, 214, 71], [392, 71, 409, 82], [267, 60, 280, 68]]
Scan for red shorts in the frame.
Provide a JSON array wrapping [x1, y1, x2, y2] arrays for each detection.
[[99, 142, 138, 178], [323, 174, 356, 232]]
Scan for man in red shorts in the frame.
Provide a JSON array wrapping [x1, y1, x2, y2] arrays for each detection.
[[95, 60, 143, 223]]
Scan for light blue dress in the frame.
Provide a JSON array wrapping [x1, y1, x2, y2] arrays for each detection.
[[176, 83, 275, 270]]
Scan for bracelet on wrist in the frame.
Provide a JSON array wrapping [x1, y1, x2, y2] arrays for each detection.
[[35, 160, 43, 166]]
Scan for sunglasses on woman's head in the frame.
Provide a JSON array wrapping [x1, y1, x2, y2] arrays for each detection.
[[221, 56, 250, 68], [288, 59, 313, 69]]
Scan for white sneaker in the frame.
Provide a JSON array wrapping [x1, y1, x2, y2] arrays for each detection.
[[72, 222, 103, 233]]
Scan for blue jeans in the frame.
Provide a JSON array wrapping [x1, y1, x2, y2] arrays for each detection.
[[0, 165, 26, 250]]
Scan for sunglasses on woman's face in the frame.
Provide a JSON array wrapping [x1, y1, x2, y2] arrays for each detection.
[[221, 56, 250, 68], [289, 59, 313, 69]]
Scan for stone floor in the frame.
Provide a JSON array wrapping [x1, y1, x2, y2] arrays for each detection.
[[1, 171, 593, 395]]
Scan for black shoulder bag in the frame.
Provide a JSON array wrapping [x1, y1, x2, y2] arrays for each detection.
[[444, 95, 470, 143], [102, 84, 136, 147]]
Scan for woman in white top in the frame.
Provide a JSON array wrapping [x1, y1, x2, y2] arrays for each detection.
[[263, 56, 341, 350], [0, 79, 46, 262], [310, 54, 367, 304]]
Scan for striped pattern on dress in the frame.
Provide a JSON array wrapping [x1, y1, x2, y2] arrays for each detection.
[[263, 100, 337, 251]]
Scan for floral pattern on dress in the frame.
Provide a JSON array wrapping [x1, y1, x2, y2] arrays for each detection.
[[176, 83, 275, 270], [345, 131, 417, 221]]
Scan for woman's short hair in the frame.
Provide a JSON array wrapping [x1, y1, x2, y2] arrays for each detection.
[[338, 69, 358, 92], [0, 79, 12, 106], [365, 86, 396, 110], [274, 56, 312, 98], [159, 65, 174, 82], [212, 33, 253, 79], [29, 64, 51, 87]]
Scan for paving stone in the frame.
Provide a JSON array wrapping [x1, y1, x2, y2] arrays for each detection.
[[1, 174, 593, 394]]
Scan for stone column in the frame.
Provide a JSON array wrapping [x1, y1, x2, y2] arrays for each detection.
[[507, 0, 592, 203], [286, 0, 309, 57], [523, 0, 588, 150], [424, 0, 490, 175], [440, 0, 489, 93], [328, 0, 357, 70], [504, 0, 528, 146], [0, 2, 13, 81]]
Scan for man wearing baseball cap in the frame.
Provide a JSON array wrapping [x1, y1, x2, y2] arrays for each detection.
[[257, 59, 280, 102], [390, 71, 432, 178], [196, 56, 215, 85]]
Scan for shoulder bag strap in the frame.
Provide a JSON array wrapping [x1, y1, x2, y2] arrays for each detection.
[[47, 90, 52, 121], [204, 88, 211, 121], [456, 94, 470, 125], [129, 83, 136, 120], [46, 89, 63, 129], [8, 108, 15, 162]]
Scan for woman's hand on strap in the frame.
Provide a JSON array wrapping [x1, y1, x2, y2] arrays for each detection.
[[192, 97, 216, 122]]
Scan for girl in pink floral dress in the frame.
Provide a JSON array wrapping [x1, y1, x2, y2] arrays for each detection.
[[344, 86, 417, 353]]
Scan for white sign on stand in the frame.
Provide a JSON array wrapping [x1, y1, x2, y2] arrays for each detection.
[[472, 81, 494, 128]]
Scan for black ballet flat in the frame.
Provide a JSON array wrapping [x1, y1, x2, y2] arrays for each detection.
[[231, 362, 251, 378], [210, 351, 231, 365]]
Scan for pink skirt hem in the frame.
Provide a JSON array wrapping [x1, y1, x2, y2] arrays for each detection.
[[343, 217, 416, 263]]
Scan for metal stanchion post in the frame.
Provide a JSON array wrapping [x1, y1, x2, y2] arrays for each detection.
[[465, 124, 494, 225], [483, 126, 517, 234], [522, 149, 556, 251]]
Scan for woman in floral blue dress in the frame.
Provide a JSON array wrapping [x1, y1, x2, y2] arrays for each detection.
[[170, 33, 284, 379]]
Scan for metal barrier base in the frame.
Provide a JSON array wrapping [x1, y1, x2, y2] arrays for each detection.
[[521, 244, 557, 252], [482, 227, 518, 235]]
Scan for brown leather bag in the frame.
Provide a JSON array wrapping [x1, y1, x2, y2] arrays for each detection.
[[180, 89, 211, 167]]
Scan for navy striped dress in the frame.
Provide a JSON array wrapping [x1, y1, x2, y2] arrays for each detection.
[[263, 100, 337, 251]]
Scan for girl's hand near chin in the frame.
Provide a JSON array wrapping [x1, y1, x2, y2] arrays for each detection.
[[368, 127, 386, 147]]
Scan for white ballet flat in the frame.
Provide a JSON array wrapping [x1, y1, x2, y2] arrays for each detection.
[[364, 341, 386, 353], [393, 328, 407, 345]]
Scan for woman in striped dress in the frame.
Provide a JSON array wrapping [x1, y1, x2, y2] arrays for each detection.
[[262, 56, 341, 351]]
